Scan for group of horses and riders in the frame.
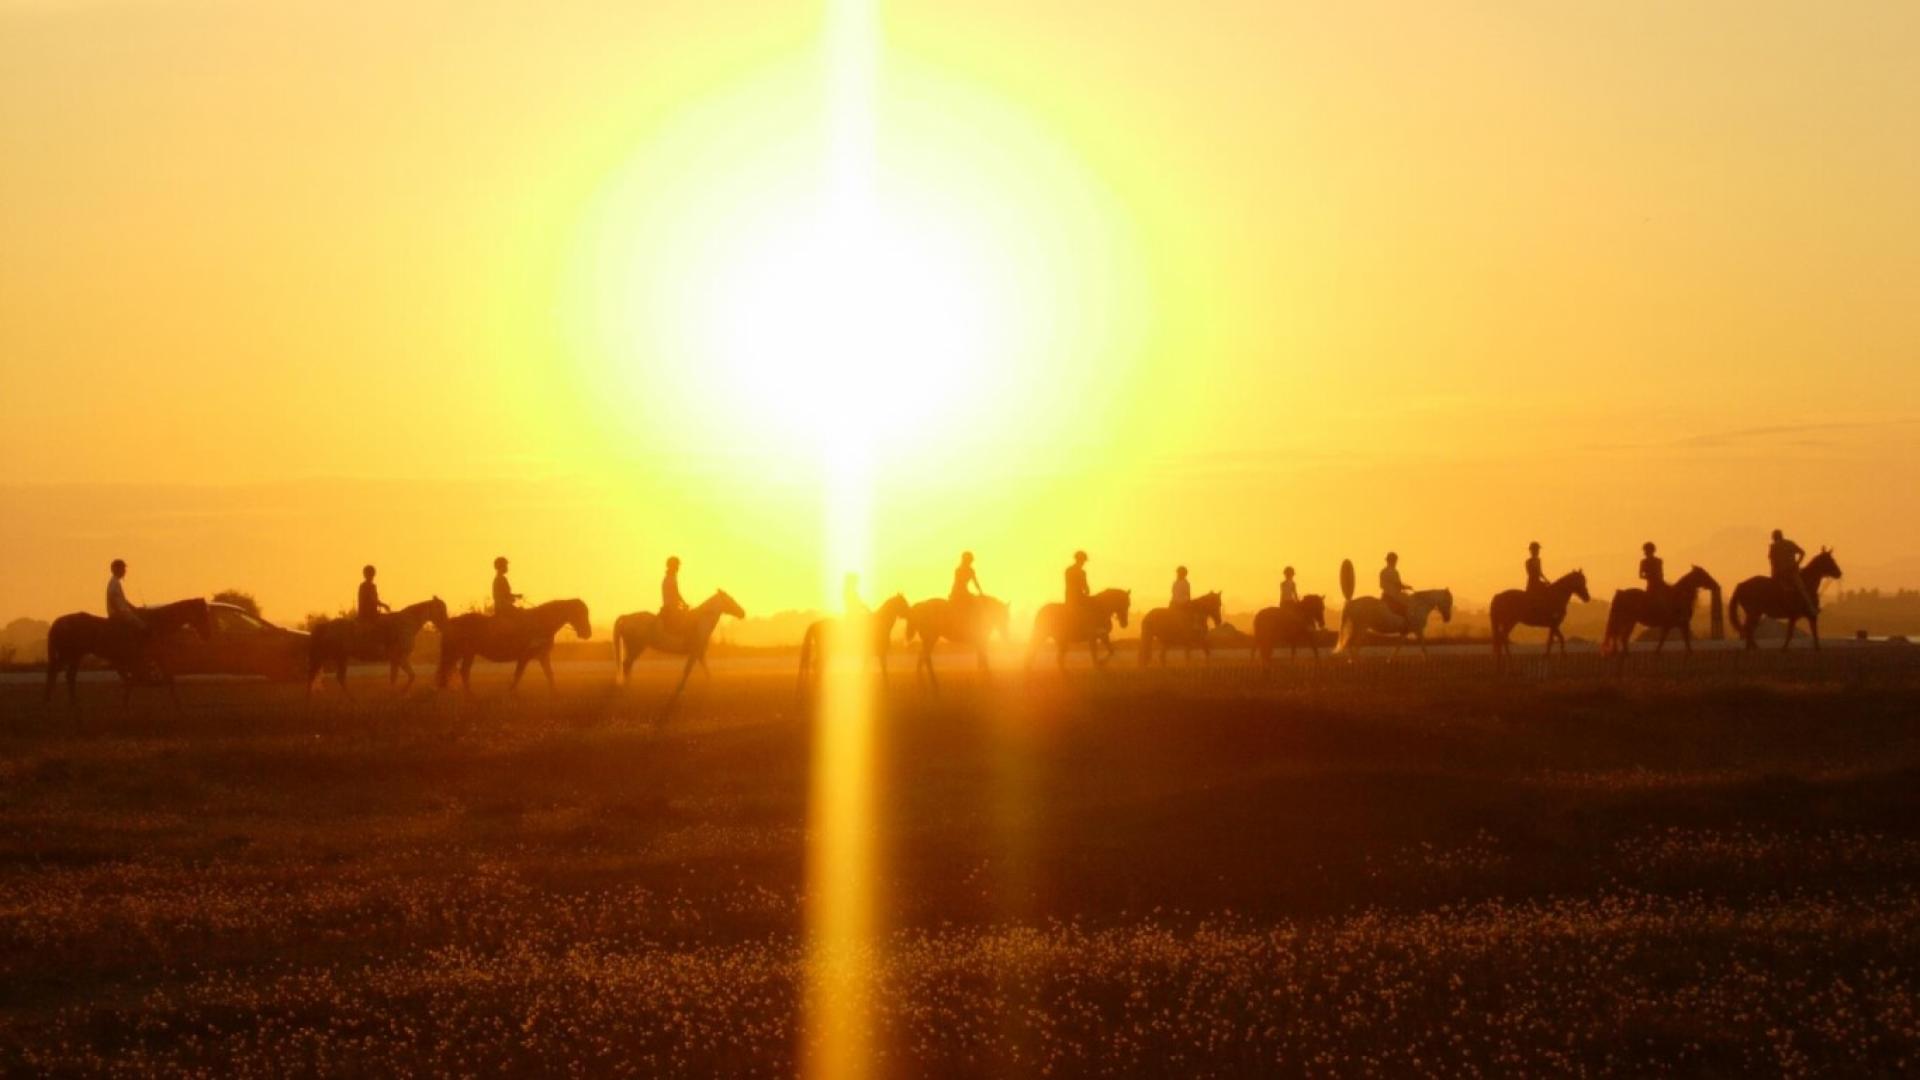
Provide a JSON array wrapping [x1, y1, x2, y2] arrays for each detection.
[[45, 528, 1844, 705]]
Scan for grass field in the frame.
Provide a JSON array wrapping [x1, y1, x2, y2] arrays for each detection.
[[5, 662, 1920, 1075]]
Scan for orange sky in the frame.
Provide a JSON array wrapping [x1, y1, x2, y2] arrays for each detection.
[[3, 1, 1917, 626]]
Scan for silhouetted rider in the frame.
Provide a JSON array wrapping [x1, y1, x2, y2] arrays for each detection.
[[1065, 550, 1091, 631], [492, 557, 521, 617], [1639, 542, 1666, 614], [950, 551, 982, 603], [106, 558, 144, 631], [661, 556, 688, 635], [1171, 566, 1191, 609], [843, 572, 868, 620], [1524, 542, 1548, 616], [1280, 566, 1299, 608], [358, 565, 391, 622], [1379, 552, 1410, 620], [1769, 528, 1815, 614]]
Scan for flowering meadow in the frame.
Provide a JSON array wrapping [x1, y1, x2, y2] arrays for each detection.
[[4, 669, 1920, 1074]]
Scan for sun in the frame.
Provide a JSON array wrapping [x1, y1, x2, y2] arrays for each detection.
[[566, 51, 1145, 486], [687, 188, 1002, 449]]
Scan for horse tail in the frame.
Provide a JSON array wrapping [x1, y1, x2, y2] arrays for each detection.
[[611, 618, 623, 681], [1727, 588, 1749, 637], [1333, 606, 1355, 654], [1600, 595, 1628, 657], [1707, 584, 1724, 640]]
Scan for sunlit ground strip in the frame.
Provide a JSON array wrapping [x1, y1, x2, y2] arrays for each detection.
[[805, 1, 882, 1078]]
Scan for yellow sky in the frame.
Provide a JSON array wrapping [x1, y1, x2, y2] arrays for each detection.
[[3, 0, 1918, 625]]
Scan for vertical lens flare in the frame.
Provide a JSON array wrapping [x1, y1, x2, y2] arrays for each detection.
[[806, 1, 880, 1078]]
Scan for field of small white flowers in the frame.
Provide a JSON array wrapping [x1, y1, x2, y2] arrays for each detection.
[[4, 671, 1920, 1075]]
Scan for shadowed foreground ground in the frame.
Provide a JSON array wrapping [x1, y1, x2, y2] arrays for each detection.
[[4, 668, 1920, 1075]]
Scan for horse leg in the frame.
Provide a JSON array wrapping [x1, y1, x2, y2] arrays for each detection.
[[1810, 616, 1820, 651], [540, 653, 556, 693], [1781, 618, 1796, 651], [622, 640, 641, 683], [676, 653, 698, 693], [398, 660, 415, 693], [460, 656, 476, 693], [1655, 628, 1669, 654], [510, 657, 530, 691]]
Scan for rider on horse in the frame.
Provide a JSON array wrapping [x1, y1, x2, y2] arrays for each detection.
[[1379, 553, 1411, 622], [1524, 542, 1549, 618], [843, 572, 868, 620], [358, 565, 391, 622], [661, 556, 689, 638], [1280, 566, 1299, 608], [950, 551, 982, 613], [492, 557, 522, 617], [1639, 542, 1667, 616], [1770, 528, 1817, 615], [1171, 566, 1205, 635], [357, 564, 392, 650], [106, 558, 144, 631], [1065, 550, 1092, 632]]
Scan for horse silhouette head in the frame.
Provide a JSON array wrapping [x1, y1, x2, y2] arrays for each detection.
[[565, 598, 592, 640], [708, 589, 746, 621], [1437, 589, 1454, 622], [1807, 548, 1842, 581], [1301, 594, 1327, 629], [426, 596, 450, 630], [1568, 570, 1590, 604]]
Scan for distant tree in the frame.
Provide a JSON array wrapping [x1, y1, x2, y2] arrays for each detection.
[[302, 608, 351, 632], [212, 589, 262, 619]]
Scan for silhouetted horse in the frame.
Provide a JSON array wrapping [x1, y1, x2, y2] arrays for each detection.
[[1602, 565, 1722, 666], [612, 590, 745, 707], [1028, 588, 1131, 672], [437, 598, 591, 693], [308, 597, 448, 694], [1253, 595, 1327, 664], [45, 598, 212, 707], [1334, 589, 1454, 659], [796, 593, 912, 693], [904, 594, 1010, 690], [1729, 548, 1842, 651], [1137, 591, 1223, 666], [1489, 570, 1590, 669]]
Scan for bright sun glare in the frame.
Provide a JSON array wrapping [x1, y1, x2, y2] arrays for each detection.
[[692, 201, 997, 447]]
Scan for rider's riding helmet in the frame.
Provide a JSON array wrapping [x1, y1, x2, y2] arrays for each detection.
[[363, 564, 376, 578], [961, 551, 973, 564], [1529, 541, 1541, 553], [1386, 552, 1399, 564], [110, 558, 126, 574], [494, 557, 509, 571], [1283, 566, 1295, 576], [1073, 550, 1087, 563], [1176, 566, 1187, 577], [1771, 529, 1784, 541], [1642, 542, 1656, 554], [667, 556, 681, 570]]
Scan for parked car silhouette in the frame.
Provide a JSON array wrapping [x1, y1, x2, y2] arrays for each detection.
[[150, 602, 308, 682]]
